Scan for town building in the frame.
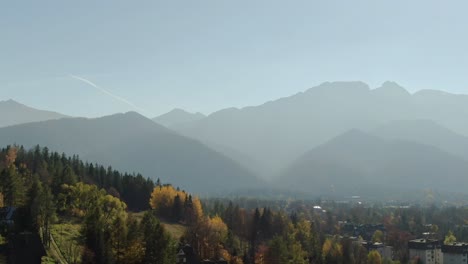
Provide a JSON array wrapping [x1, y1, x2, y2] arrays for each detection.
[[176, 244, 198, 264], [365, 242, 393, 260], [408, 239, 442, 264], [442, 242, 468, 264]]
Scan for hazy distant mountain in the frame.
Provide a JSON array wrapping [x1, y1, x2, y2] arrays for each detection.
[[277, 129, 468, 196], [0, 112, 262, 193], [0, 99, 68, 127], [371, 119, 468, 161], [173, 81, 468, 179], [153, 108, 206, 128]]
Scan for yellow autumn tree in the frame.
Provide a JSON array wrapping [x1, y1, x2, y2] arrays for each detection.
[[149, 185, 191, 220], [198, 215, 228, 259], [322, 237, 343, 263], [150, 186, 175, 209], [367, 250, 382, 264], [209, 216, 228, 242], [192, 196, 204, 222], [372, 230, 384, 243]]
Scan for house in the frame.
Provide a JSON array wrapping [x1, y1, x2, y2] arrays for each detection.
[[442, 242, 468, 264], [363, 241, 393, 260], [342, 223, 386, 241], [176, 244, 198, 264], [0, 207, 16, 226], [408, 239, 442, 264]]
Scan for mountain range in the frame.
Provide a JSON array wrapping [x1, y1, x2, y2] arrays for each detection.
[[166, 81, 468, 179], [5, 81, 468, 197], [0, 111, 262, 194]]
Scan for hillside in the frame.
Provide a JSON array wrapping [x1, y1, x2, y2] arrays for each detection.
[[0, 112, 262, 193], [276, 130, 468, 196], [0, 99, 68, 127]]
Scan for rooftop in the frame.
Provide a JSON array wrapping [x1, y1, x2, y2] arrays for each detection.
[[442, 242, 468, 254], [408, 239, 441, 250]]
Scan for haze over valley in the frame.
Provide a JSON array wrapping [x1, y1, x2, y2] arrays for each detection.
[[3, 81, 468, 198]]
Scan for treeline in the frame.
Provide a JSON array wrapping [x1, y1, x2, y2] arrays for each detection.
[[0, 145, 154, 211]]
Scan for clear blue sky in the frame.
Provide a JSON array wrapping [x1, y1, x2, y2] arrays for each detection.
[[2, 0, 468, 117]]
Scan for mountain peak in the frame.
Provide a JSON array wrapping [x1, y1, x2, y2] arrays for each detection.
[[153, 108, 206, 128], [315, 81, 370, 90], [101, 111, 154, 124], [304, 81, 370, 97], [1, 99, 24, 106], [0, 99, 68, 127], [123, 111, 145, 118], [373, 81, 410, 97], [168, 108, 190, 114]]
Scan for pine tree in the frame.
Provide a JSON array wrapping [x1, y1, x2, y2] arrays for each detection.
[[172, 194, 183, 222], [142, 211, 175, 264], [0, 165, 26, 206], [34, 181, 55, 247]]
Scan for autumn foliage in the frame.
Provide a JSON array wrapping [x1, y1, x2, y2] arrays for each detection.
[[149, 184, 203, 223]]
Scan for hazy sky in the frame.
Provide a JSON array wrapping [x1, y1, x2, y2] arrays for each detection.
[[2, 0, 468, 117]]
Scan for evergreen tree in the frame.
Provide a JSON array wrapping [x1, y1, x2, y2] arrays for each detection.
[[30, 178, 56, 247], [172, 194, 183, 222], [265, 235, 288, 264], [0, 165, 26, 206], [142, 211, 175, 264]]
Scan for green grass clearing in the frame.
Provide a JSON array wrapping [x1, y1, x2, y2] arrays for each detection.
[[51, 222, 83, 264], [161, 222, 186, 240]]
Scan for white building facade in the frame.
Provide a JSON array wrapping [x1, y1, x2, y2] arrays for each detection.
[[408, 239, 442, 264], [442, 243, 468, 264]]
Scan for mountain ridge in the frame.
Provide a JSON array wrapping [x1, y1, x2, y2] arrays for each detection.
[[0, 99, 68, 127], [153, 108, 206, 128], [277, 128, 468, 196], [172, 81, 468, 179], [0, 111, 263, 194]]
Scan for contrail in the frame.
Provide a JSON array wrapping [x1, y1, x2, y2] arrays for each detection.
[[69, 74, 147, 114]]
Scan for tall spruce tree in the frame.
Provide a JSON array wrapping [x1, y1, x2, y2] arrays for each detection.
[[142, 211, 175, 264]]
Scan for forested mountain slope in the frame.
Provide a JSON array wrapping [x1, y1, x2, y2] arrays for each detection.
[[0, 112, 262, 193]]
